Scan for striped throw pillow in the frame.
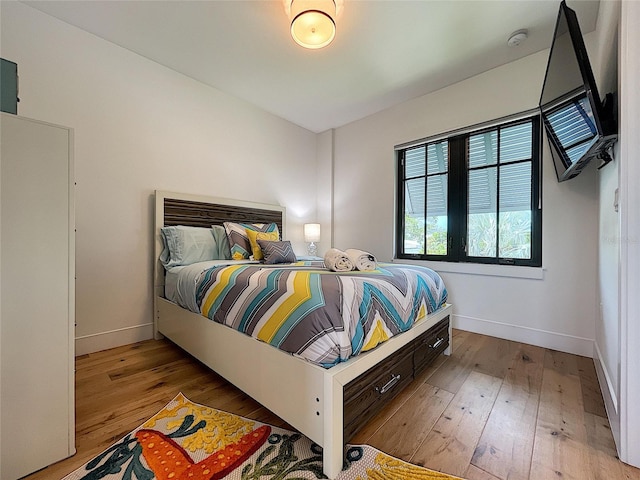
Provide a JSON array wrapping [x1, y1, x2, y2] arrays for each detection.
[[223, 222, 280, 260], [257, 240, 297, 264]]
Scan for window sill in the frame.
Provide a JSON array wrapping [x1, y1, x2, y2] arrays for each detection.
[[392, 258, 545, 280]]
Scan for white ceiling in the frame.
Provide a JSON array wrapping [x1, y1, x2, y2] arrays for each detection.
[[24, 0, 600, 133]]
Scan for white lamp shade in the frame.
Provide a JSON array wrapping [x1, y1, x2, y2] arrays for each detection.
[[304, 223, 321, 242], [290, 0, 336, 49]]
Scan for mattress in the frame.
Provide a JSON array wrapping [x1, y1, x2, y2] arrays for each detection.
[[165, 260, 447, 367]]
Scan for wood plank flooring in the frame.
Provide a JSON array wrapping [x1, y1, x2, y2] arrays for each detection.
[[23, 329, 640, 480]]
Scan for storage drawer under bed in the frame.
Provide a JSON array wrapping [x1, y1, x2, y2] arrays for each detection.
[[343, 346, 414, 441], [413, 317, 450, 375], [342, 315, 450, 442]]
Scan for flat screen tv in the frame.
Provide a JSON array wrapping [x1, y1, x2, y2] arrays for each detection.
[[539, 1, 617, 182]]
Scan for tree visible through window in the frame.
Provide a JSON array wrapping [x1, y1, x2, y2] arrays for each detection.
[[396, 114, 541, 267]]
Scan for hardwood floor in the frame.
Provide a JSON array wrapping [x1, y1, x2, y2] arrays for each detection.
[[24, 330, 640, 480]]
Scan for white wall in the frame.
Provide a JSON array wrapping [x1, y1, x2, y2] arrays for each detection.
[[616, 0, 640, 467], [316, 129, 334, 257], [591, 0, 622, 443], [331, 50, 600, 356], [0, 2, 318, 354], [597, 155, 620, 411], [584, 1, 640, 468]]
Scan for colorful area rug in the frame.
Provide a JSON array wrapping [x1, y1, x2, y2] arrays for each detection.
[[63, 393, 462, 480]]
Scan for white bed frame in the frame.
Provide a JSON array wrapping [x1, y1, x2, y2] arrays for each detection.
[[153, 190, 452, 479]]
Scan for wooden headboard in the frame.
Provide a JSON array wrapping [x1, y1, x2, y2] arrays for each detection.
[[153, 190, 286, 296], [163, 198, 283, 233]]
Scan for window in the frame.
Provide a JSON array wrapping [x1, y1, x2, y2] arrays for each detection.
[[396, 113, 541, 267]]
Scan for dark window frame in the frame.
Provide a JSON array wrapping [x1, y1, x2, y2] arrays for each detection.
[[395, 113, 542, 267]]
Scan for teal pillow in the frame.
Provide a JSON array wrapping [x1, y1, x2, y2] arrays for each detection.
[[160, 226, 218, 268], [211, 225, 232, 260]]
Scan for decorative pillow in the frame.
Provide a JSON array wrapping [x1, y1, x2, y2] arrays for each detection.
[[246, 229, 280, 260], [160, 226, 218, 268], [223, 222, 280, 260], [257, 240, 297, 265]]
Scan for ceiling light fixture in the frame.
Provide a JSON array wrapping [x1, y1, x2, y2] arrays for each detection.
[[284, 0, 342, 49]]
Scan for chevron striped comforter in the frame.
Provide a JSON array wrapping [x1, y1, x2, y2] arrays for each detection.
[[176, 261, 447, 367]]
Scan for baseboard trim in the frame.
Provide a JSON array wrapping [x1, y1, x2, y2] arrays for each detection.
[[594, 341, 621, 452], [75, 323, 154, 356], [452, 314, 594, 357], [593, 341, 619, 413], [77, 315, 594, 358]]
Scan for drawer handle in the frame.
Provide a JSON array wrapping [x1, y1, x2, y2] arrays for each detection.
[[376, 374, 401, 395], [430, 337, 445, 349]]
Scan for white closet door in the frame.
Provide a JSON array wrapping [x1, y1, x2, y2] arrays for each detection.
[[1, 113, 75, 480]]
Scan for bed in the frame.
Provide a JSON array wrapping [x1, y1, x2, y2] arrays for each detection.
[[153, 190, 452, 479]]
